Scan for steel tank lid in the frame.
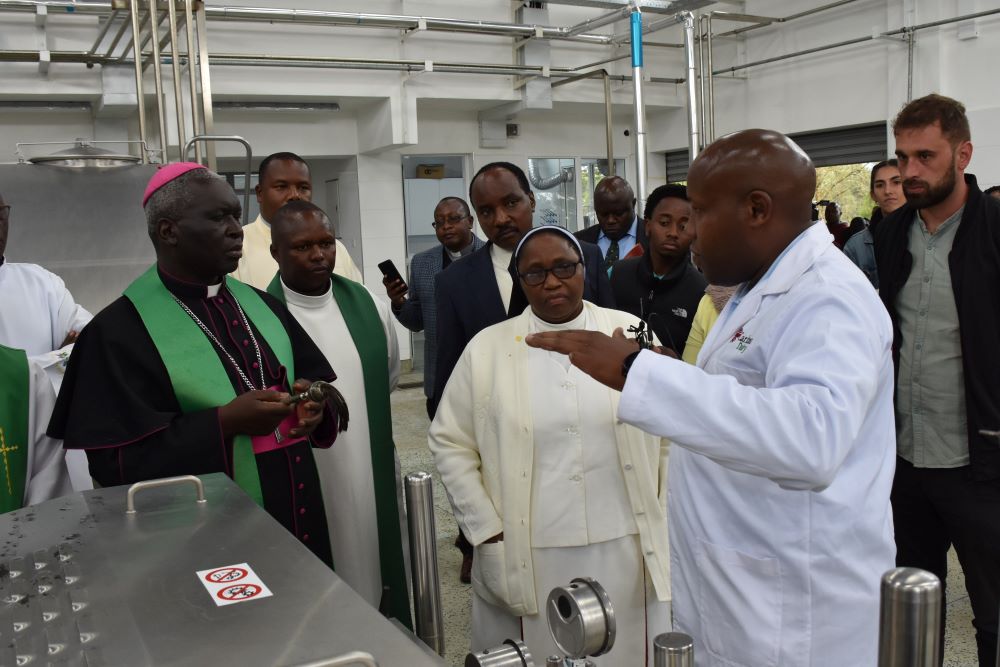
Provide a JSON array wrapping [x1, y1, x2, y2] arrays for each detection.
[[29, 140, 141, 168]]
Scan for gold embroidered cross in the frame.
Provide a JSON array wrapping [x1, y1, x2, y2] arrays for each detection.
[[0, 427, 20, 496]]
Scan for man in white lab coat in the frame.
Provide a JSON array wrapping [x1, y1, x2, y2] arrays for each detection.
[[528, 129, 896, 666]]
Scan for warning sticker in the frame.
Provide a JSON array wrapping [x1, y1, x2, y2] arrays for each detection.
[[196, 562, 273, 607]]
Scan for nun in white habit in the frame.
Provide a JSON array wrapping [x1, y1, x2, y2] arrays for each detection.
[[429, 225, 671, 665]]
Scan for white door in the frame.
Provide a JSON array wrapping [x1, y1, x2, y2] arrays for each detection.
[[326, 177, 362, 274]]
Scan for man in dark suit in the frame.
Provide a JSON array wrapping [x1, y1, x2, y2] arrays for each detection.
[[383, 196, 484, 419], [433, 162, 614, 409], [575, 176, 647, 271]]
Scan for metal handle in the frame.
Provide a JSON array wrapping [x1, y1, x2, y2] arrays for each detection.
[[405, 472, 445, 655], [289, 651, 379, 667], [183, 134, 253, 225], [878, 567, 942, 667], [653, 632, 694, 667], [125, 475, 207, 514]]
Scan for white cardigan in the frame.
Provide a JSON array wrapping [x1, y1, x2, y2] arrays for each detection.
[[429, 302, 670, 616]]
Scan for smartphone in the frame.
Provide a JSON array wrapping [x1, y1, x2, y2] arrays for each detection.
[[378, 259, 406, 287]]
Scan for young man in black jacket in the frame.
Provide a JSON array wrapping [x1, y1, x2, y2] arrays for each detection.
[[609, 184, 706, 356], [874, 93, 1000, 667]]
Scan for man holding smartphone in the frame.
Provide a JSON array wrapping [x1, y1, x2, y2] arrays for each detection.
[[382, 197, 483, 419]]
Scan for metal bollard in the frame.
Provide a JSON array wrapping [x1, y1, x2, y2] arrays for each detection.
[[404, 472, 445, 656], [878, 567, 942, 667], [653, 633, 694, 667]]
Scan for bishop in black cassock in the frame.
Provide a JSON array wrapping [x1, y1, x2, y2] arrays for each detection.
[[48, 163, 342, 567]]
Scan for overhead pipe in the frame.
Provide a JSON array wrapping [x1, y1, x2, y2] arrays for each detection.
[[86, 8, 119, 57], [706, 15, 715, 142], [167, 0, 186, 158], [565, 6, 630, 37], [681, 12, 700, 163], [696, 14, 707, 148], [102, 14, 131, 60], [715, 0, 864, 39], [146, 0, 168, 160], [629, 2, 648, 211], [194, 2, 216, 169], [183, 0, 202, 162]]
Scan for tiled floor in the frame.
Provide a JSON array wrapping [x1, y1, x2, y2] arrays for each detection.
[[391, 385, 982, 667]]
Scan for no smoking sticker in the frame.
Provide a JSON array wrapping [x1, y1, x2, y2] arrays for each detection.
[[196, 562, 273, 607]]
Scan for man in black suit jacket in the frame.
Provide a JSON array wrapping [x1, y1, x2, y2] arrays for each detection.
[[575, 176, 647, 271], [433, 162, 614, 410]]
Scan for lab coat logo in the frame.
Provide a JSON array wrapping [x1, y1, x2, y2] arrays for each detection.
[[729, 327, 754, 353]]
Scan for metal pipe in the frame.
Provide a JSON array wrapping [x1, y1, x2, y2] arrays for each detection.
[[604, 71, 614, 176], [681, 12, 700, 162], [184, 135, 252, 225], [194, 3, 216, 169], [167, 0, 186, 158], [103, 14, 131, 59], [906, 28, 914, 102], [86, 8, 119, 57], [125, 475, 207, 514], [716, 0, 863, 38], [565, 6, 629, 37], [653, 633, 694, 667], [696, 14, 706, 148], [630, 4, 647, 210], [706, 13, 715, 142], [184, 0, 202, 162], [117, 8, 148, 62], [569, 53, 629, 71], [878, 567, 942, 667], [147, 0, 167, 160], [128, 2, 148, 164], [404, 472, 444, 656]]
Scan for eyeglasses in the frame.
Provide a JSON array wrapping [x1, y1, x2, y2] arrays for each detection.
[[431, 215, 470, 229], [0, 205, 9, 224], [518, 261, 582, 286]]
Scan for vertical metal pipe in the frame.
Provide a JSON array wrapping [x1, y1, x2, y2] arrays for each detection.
[[696, 15, 707, 148], [878, 567, 942, 667], [629, 4, 648, 211], [404, 472, 444, 656], [167, 0, 186, 157], [128, 2, 148, 163], [906, 28, 914, 102], [706, 13, 715, 142], [194, 2, 216, 170], [681, 12, 700, 164], [183, 0, 202, 163], [653, 633, 694, 667], [603, 71, 614, 176], [146, 0, 168, 160]]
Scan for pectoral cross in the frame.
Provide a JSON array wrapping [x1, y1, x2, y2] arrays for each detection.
[[0, 427, 20, 496]]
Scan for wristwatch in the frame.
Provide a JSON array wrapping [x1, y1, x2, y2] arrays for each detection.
[[621, 349, 642, 379]]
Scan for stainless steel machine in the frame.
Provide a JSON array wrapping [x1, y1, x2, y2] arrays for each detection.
[[0, 473, 445, 666]]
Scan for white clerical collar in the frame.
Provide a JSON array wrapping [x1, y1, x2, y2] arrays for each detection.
[[206, 283, 222, 297], [281, 277, 333, 309], [529, 305, 587, 332], [490, 244, 513, 268]]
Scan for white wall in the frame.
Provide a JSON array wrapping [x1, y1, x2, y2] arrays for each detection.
[[2, 0, 998, 361]]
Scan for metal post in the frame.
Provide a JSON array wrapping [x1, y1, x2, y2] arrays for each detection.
[[183, 0, 202, 162], [405, 472, 444, 656], [603, 71, 614, 176], [147, 0, 168, 160], [194, 2, 216, 170], [128, 1, 148, 163], [166, 0, 186, 157], [706, 14, 715, 142], [653, 633, 694, 667], [696, 14, 707, 148], [629, 3, 647, 211], [906, 28, 915, 102], [681, 12, 700, 163], [878, 567, 942, 667]]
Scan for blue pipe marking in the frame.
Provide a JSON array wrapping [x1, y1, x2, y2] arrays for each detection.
[[630, 12, 643, 68]]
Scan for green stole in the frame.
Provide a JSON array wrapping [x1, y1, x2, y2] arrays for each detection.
[[0, 344, 30, 513], [268, 273, 412, 629], [124, 265, 297, 507]]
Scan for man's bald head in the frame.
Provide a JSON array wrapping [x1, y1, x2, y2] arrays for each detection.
[[593, 176, 636, 241], [687, 129, 816, 286]]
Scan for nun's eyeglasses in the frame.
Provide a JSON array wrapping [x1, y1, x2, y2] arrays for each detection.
[[518, 261, 582, 286]]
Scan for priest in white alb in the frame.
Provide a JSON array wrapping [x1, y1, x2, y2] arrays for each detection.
[[267, 200, 411, 629], [0, 189, 92, 491], [231, 152, 363, 288]]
